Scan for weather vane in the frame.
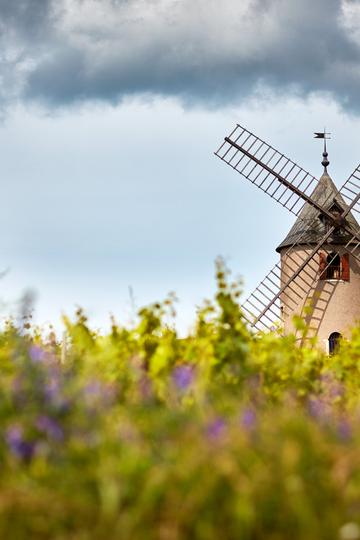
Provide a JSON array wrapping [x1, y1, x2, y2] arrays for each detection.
[[314, 129, 331, 140], [314, 129, 331, 172]]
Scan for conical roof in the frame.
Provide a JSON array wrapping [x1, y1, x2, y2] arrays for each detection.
[[276, 171, 360, 252]]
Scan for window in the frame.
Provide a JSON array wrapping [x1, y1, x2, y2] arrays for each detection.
[[319, 252, 350, 281], [326, 252, 341, 279], [329, 332, 341, 355]]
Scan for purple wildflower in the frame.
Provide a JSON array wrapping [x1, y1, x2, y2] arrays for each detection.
[[36, 415, 64, 441], [84, 380, 116, 407], [308, 397, 328, 420], [241, 408, 257, 431], [5, 425, 35, 461], [44, 381, 58, 401], [29, 345, 47, 364], [43, 377, 71, 414], [173, 365, 194, 391], [329, 381, 344, 400], [207, 417, 226, 440], [321, 373, 344, 400], [85, 381, 103, 396], [337, 418, 352, 442], [44, 373, 62, 402]]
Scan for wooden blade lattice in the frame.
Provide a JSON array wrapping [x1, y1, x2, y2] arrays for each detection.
[[215, 124, 319, 216]]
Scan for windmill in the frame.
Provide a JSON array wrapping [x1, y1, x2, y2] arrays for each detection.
[[215, 125, 360, 351]]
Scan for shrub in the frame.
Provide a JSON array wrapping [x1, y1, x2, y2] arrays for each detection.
[[0, 260, 359, 539]]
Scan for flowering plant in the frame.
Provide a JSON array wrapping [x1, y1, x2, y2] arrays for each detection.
[[0, 261, 360, 539]]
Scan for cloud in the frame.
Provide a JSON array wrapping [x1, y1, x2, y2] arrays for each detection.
[[1, 0, 360, 111]]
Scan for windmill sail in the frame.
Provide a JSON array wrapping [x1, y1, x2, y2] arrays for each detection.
[[215, 124, 319, 216]]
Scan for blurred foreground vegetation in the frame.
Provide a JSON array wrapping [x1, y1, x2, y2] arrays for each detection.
[[1, 260, 360, 539]]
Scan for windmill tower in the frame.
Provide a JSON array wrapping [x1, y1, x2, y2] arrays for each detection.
[[215, 125, 360, 352]]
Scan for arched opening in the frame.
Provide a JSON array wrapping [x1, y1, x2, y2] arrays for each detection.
[[329, 332, 341, 355], [319, 252, 350, 281], [326, 252, 341, 279]]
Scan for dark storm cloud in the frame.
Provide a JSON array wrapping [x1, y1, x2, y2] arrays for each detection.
[[0, 0, 54, 43], [1, 0, 360, 111]]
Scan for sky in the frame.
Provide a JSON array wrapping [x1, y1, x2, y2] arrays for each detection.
[[1, 0, 360, 334]]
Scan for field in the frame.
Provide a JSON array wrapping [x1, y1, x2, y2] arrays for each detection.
[[1, 260, 360, 540]]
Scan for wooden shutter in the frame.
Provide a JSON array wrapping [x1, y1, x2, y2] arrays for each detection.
[[341, 253, 350, 281], [319, 252, 327, 280]]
